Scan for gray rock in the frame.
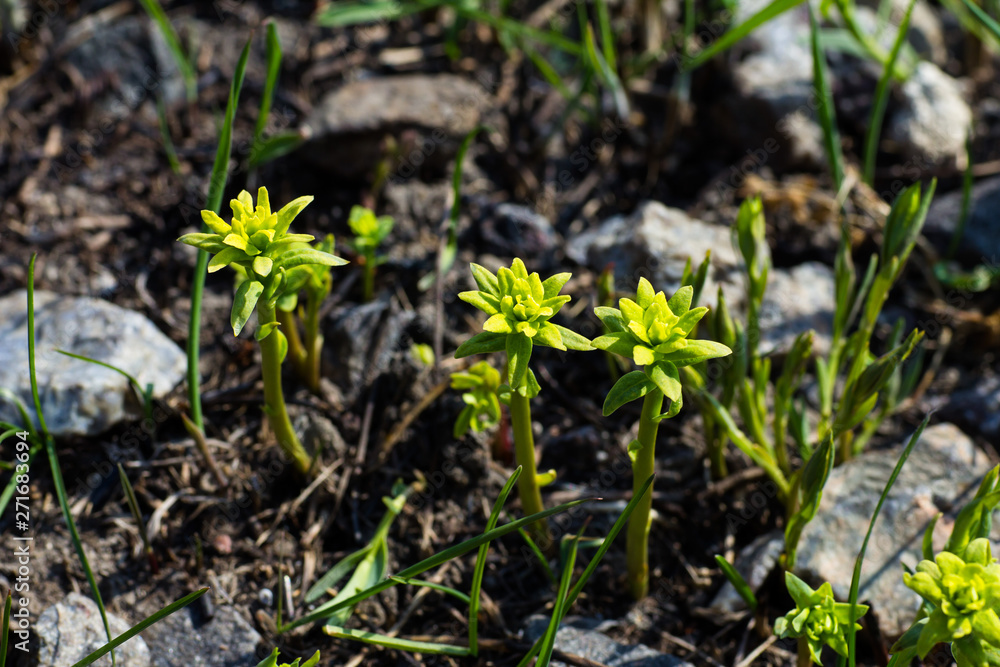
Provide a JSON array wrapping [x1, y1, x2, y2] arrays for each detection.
[[289, 406, 348, 460], [923, 176, 1000, 261], [142, 605, 261, 667], [794, 422, 998, 637], [65, 17, 183, 119], [886, 62, 971, 169], [35, 593, 150, 666], [303, 74, 493, 177], [523, 616, 694, 667], [323, 296, 417, 404], [0, 290, 186, 437], [935, 375, 1000, 440], [729, 0, 824, 168], [710, 530, 784, 615], [758, 262, 835, 356], [566, 201, 741, 308], [480, 203, 560, 268]]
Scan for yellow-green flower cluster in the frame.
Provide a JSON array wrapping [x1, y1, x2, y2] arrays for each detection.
[[593, 278, 730, 418], [902, 539, 1000, 666], [774, 572, 868, 665], [455, 259, 590, 394], [178, 187, 346, 336]]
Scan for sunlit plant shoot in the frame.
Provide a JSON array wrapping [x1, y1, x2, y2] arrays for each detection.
[[348, 205, 394, 302], [455, 259, 591, 543], [178, 187, 347, 474], [593, 278, 731, 599], [450, 361, 502, 438]]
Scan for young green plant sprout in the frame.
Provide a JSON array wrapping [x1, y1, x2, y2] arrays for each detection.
[[775, 571, 868, 667], [256, 648, 320, 667], [450, 361, 502, 438], [593, 278, 731, 599], [178, 187, 347, 474], [455, 259, 591, 542], [348, 205, 394, 302], [275, 234, 337, 393], [895, 539, 1000, 667]]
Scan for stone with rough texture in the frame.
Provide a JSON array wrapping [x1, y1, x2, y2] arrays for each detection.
[[0, 290, 186, 436], [728, 0, 824, 168], [886, 61, 971, 168], [523, 616, 695, 667], [142, 605, 262, 667], [35, 593, 151, 666], [794, 422, 998, 637], [758, 262, 835, 356], [566, 201, 740, 308], [923, 175, 1000, 261], [303, 74, 492, 176]]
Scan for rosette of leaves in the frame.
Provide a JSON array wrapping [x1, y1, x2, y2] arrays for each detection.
[[896, 539, 1000, 667], [450, 361, 502, 438], [455, 259, 591, 396], [255, 649, 320, 667], [593, 278, 731, 419], [178, 187, 347, 474], [775, 571, 869, 665], [348, 205, 394, 301]]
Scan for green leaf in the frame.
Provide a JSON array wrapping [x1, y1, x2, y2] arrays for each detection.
[[666, 285, 693, 316], [250, 130, 305, 168], [603, 371, 655, 416], [458, 290, 501, 315], [684, 0, 808, 70], [784, 571, 817, 609], [533, 322, 566, 350], [541, 272, 571, 299], [277, 248, 348, 271], [506, 333, 533, 391], [714, 555, 757, 611], [594, 306, 626, 332], [324, 625, 470, 656], [646, 362, 681, 403], [808, 0, 845, 190], [483, 313, 513, 334], [592, 331, 636, 358], [553, 324, 592, 351], [314, 0, 416, 26], [455, 331, 507, 358], [177, 233, 226, 253], [661, 340, 732, 366], [70, 589, 209, 667], [470, 263, 500, 297], [275, 196, 315, 237], [231, 280, 264, 336]]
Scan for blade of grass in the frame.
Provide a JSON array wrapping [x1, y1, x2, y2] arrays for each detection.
[[0, 388, 34, 435], [958, 0, 1000, 43], [56, 350, 153, 424], [118, 464, 158, 574], [387, 576, 471, 604], [284, 486, 594, 630], [862, 0, 916, 186], [469, 466, 519, 655], [155, 94, 182, 175], [323, 625, 472, 656], [516, 475, 655, 667], [595, 0, 616, 71], [841, 414, 929, 667], [512, 515, 556, 584], [252, 22, 281, 157], [136, 0, 196, 102], [70, 588, 209, 667], [685, 0, 807, 70], [809, 1, 845, 191], [314, 0, 425, 26], [28, 255, 116, 665], [1, 591, 11, 664], [536, 530, 583, 667], [714, 554, 758, 611], [419, 126, 483, 292], [948, 128, 975, 258], [186, 36, 251, 431]]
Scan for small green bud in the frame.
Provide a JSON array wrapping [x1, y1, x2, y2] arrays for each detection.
[[774, 572, 868, 665]]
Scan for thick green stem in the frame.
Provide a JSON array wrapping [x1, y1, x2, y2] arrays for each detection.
[[627, 388, 664, 600], [277, 308, 308, 381], [304, 298, 323, 393], [797, 637, 812, 667], [509, 390, 550, 546], [258, 302, 311, 474]]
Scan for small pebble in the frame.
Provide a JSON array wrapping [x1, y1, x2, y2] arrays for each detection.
[[258, 588, 274, 607]]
